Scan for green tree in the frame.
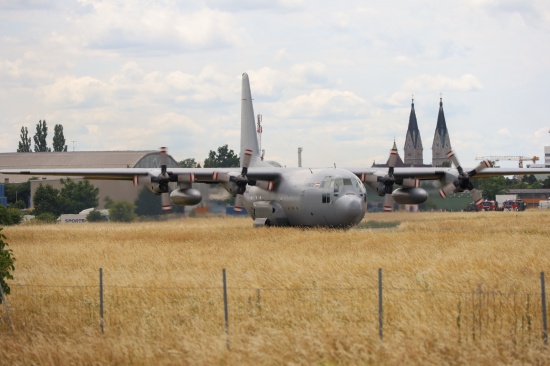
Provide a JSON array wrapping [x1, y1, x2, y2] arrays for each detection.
[[473, 176, 507, 200], [203, 144, 239, 168], [17, 126, 32, 152], [59, 178, 99, 213], [134, 187, 165, 216], [52, 124, 68, 152], [0, 206, 23, 226], [0, 228, 16, 301], [109, 201, 136, 222], [179, 158, 201, 168], [5, 178, 34, 208], [32, 179, 99, 216], [33, 184, 62, 216], [33, 120, 51, 152]]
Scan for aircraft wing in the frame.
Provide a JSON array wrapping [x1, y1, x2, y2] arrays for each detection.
[[0, 167, 283, 184], [350, 166, 550, 182]]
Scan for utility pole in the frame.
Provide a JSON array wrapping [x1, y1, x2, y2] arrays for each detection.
[[298, 147, 303, 167]]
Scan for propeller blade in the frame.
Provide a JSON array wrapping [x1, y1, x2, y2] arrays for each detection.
[[468, 160, 492, 176], [362, 174, 378, 183], [177, 173, 195, 183], [439, 182, 456, 198], [133, 175, 152, 186], [234, 194, 244, 212], [243, 148, 253, 169], [388, 147, 398, 175], [161, 192, 172, 212], [402, 178, 420, 188], [160, 146, 168, 175], [383, 193, 394, 212], [470, 188, 483, 206], [212, 171, 231, 182], [255, 180, 274, 191]]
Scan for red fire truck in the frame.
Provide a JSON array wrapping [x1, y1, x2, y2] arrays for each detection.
[[478, 200, 498, 211]]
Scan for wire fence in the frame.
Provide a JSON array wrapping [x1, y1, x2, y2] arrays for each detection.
[[1, 269, 548, 347]]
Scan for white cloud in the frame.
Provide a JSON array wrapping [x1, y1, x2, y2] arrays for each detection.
[[41, 76, 108, 107], [282, 89, 368, 120], [74, 2, 245, 52]]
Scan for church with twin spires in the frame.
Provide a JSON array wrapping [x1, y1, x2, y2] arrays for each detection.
[[374, 97, 453, 168]]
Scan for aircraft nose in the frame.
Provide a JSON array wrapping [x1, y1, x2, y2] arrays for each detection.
[[335, 194, 365, 226]]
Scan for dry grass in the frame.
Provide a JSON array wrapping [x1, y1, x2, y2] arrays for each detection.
[[1, 211, 550, 365]]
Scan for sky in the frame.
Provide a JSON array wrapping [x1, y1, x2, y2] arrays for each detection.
[[1, 0, 549, 169]]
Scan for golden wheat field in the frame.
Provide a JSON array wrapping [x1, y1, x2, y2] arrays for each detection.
[[1, 210, 550, 365]]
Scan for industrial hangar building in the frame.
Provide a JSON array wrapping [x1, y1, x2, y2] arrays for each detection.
[[0, 151, 180, 209]]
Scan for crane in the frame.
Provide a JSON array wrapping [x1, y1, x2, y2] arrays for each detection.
[[475, 155, 539, 168]]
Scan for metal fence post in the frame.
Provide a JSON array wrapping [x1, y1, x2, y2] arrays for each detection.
[[541, 271, 547, 345], [0, 284, 14, 332], [223, 268, 230, 350], [99, 267, 104, 334], [378, 268, 383, 341]]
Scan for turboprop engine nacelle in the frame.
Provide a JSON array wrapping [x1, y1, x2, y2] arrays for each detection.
[[221, 181, 239, 196], [392, 187, 428, 205], [440, 171, 462, 192], [133, 175, 165, 195], [364, 180, 386, 196], [170, 188, 202, 206]]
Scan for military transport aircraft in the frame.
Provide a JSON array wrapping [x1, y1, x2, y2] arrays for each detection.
[[3, 73, 550, 227]]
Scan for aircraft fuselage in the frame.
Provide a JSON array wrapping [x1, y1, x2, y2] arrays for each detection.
[[243, 168, 367, 227]]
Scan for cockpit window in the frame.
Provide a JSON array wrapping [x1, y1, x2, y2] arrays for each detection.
[[333, 178, 353, 187]]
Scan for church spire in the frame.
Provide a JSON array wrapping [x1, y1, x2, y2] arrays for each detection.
[[431, 96, 452, 166], [404, 95, 423, 166]]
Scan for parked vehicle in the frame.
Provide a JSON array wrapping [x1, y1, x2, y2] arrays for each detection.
[[502, 199, 526, 211]]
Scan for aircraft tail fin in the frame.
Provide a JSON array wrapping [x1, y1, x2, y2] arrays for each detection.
[[241, 73, 269, 168]]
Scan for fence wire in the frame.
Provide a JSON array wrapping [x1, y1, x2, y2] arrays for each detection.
[[1, 270, 547, 345]]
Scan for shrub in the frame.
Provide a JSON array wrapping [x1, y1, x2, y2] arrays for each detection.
[[109, 201, 136, 222], [34, 212, 58, 223], [0, 205, 23, 226], [87, 210, 108, 222], [0, 228, 15, 300]]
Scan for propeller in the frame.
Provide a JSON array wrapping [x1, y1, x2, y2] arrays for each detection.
[[362, 146, 421, 212], [364, 147, 398, 212], [212, 148, 274, 213], [439, 150, 492, 205], [158, 147, 172, 212], [233, 149, 253, 212]]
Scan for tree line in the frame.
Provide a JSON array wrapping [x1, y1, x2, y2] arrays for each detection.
[[18, 120, 67, 152]]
